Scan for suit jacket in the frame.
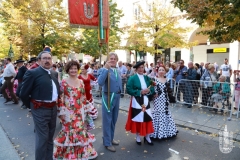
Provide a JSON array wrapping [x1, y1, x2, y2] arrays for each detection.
[[98, 68, 122, 93], [20, 67, 61, 108], [126, 74, 155, 97], [15, 66, 28, 82]]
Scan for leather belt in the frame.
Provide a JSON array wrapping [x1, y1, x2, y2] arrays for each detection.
[[31, 99, 56, 109]]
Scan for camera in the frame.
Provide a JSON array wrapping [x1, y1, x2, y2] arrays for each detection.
[[182, 71, 187, 76]]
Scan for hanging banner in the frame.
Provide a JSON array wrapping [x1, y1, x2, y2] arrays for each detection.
[[68, 0, 109, 29], [68, 0, 99, 28]]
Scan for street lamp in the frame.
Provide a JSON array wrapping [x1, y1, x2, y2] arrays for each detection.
[[155, 25, 159, 64]]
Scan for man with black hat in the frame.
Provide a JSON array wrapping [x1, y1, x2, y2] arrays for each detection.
[[29, 57, 39, 69], [14, 59, 28, 108], [20, 51, 61, 160]]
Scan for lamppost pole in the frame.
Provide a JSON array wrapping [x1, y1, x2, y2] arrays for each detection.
[[155, 25, 159, 64]]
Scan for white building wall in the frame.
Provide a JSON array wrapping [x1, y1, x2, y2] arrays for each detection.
[[229, 41, 240, 79], [192, 43, 230, 64], [170, 48, 181, 62], [115, 49, 127, 62]]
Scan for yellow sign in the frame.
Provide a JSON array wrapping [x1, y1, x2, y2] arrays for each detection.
[[213, 48, 227, 53]]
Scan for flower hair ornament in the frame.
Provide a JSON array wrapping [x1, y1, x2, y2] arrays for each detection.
[[84, 64, 89, 70]]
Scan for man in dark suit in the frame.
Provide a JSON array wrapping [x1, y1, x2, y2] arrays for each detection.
[[20, 51, 61, 160], [14, 59, 28, 108], [29, 57, 39, 69]]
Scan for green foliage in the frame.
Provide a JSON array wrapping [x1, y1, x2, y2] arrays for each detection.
[[125, 0, 196, 55], [0, 0, 123, 59], [0, 0, 78, 59], [172, 0, 240, 42], [81, 0, 124, 58]]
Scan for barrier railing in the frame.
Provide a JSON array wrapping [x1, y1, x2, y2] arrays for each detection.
[[90, 76, 239, 119], [175, 79, 239, 119]]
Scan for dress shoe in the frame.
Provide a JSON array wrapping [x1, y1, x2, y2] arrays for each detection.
[[112, 140, 119, 145], [136, 141, 141, 145], [105, 146, 116, 152], [144, 137, 154, 146], [4, 99, 12, 104], [187, 105, 192, 108]]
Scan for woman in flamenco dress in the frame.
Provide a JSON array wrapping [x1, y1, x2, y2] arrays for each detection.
[[53, 61, 97, 160], [78, 64, 98, 120], [150, 65, 178, 140]]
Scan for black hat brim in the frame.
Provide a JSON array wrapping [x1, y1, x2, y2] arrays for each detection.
[[133, 61, 145, 68], [28, 58, 37, 63], [16, 60, 25, 63]]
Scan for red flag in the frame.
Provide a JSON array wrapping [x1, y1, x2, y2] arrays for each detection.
[[68, 0, 99, 28]]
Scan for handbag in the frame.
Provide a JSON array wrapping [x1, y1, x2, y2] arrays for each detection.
[[166, 81, 176, 103]]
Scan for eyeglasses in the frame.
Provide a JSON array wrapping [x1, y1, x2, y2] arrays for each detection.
[[41, 57, 52, 61]]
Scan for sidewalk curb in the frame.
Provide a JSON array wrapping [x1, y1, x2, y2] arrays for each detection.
[[94, 101, 240, 143], [0, 124, 21, 160]]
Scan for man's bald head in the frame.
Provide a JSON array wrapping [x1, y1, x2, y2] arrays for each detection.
[[118, 61, 122, 67], [188, 61, 193, 68]]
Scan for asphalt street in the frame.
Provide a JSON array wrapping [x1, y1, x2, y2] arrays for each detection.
[[0, 98, 240, 160]]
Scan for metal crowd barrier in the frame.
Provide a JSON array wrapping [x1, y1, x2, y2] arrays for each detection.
[[90, 76, 239, 119], [174, 79, 239, 119], [92, 77, 177, 98]]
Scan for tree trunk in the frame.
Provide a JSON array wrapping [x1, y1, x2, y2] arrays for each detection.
[[41, 24, 45, 49]]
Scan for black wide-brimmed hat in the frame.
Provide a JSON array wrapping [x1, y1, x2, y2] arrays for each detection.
[[15, 59, 25, 63], [133, 61, 145, 69], [28, 57, 37, 63]]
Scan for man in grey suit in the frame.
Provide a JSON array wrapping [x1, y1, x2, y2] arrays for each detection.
[[98, 53, 122, 152], [51, 64, 59, 80], [20, 51, 61, 160]]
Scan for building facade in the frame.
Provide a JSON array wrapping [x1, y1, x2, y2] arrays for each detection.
[[112, 0, 240, 73]]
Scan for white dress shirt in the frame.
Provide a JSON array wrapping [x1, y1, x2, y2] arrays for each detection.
[[137, 74, 147, 89], [2, 63, 16, 78]]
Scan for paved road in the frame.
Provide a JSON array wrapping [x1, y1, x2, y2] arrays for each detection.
[[0, 98, 240, 160], [92, 91, 240, 142]]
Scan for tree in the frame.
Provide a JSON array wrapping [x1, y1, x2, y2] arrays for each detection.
[[123, 25, 148, 62], [125, 0, 196, 57], [172, 0, 240, 42], [0, 0, 79, 59], [80, 0, 124, 58]]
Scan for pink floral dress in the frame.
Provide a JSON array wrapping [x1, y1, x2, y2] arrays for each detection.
[[53, 80, 98, 160]]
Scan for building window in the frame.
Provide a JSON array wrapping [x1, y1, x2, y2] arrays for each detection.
[[147, 3, 152, 17], [134, 5, 140, 20]]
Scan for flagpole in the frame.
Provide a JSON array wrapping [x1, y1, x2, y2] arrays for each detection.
[[107, 33, 110, 112], [99, 0, 110, 111], [106, 1, 110, 111]]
